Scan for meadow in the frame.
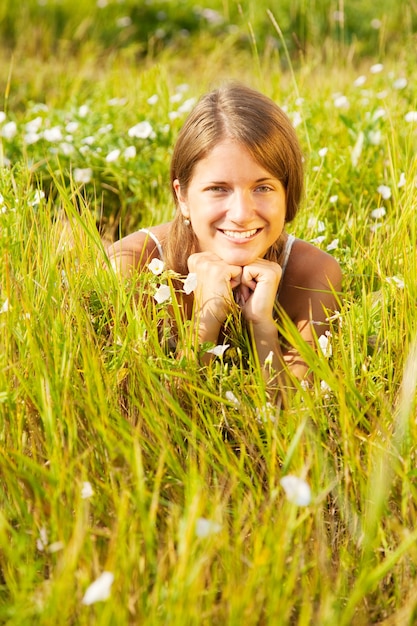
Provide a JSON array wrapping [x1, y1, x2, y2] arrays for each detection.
[[0, 0, 416, 624]]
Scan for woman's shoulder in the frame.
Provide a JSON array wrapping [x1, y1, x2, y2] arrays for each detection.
[[288, 238, 342, 287], [106, 222, 172, 275], [278, 237, 342, 315]]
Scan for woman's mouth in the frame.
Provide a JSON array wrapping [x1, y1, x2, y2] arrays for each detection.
[[221, 228, 259, 240]]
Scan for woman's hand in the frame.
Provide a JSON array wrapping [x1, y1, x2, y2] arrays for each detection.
[[187, 252, 243, 344], [235, 259, 282, 327]]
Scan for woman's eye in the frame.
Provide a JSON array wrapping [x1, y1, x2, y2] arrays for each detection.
[[207, 186, 226, 192], [256, 185, 272, 192]]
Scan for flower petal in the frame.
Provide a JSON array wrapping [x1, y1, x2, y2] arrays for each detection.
[[207, 344, 230, 357], [195, 517, 222, 538], [280, 475, 311, 506], [82, 572, 114, 605], [183, 272, 197, 294], [154, 284, 171, 304], [148, 258, 165, 275]]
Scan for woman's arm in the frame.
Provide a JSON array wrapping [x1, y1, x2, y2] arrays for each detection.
[[279, 242, 342, 380], [106, 224, 171, 276]]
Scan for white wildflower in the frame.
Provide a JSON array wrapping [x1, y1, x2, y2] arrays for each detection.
[[333, 94, 349, 109], [329, 195, 338, 204], [371, 108, 386, 122], [24, 132, 41, 145], [148, 258, 165, 275], [123, 145, 136, 159], [200, 8, 224, 24], [291, 111, 302, 128], [386, 276, 405, 289], [73, 168, 93, 184], [326, 238, 339, 251], [0, 111, 6, 123], [154, 284, 171, 304], [326, 310, 343, 327], [206, 344, 230, 358], [0, 298, 9, 313], [371, 18, 382, 29], [371, 207, 386, 219], [351, 131, 364, 167], [370, 223, 383, 233], [320, 380, 332, 398], [59, 142, 75, 156], [147, 94, 159, 105], [195, 517, 222, 538], [78, 104, 89, 118], [128, 121, 153, 139], [377, 184, 391, 199], [264, 350, 274, 368], [170, 93, 183, 104], [370, 63, 384, 74], [393, 77, 407, 90], [177, 98, 197, 114], [318, 147, 328, 158], [353, 75, 366, 87], [1, 121, 17, 140], [30, 190, 45, 206], [81, 481, 94, 499], [310, 235, 326, 245], [318, 331, 333, 357], [98, 124, 113, 135], [116, 16, 132, 28], [65, 121, 79, 133], [108, 97, 127, 107], [398, 172, 406, 188], [182, 272, 197, 294], [255, 402, 277, 424], [48, 541, 64, 553], [280, 475, 311, 506], [225, 390, 240, 407], [105, 149, 121, 162], [82, 572, 114, 605], [82, 135, 95, 145], [36, 527, 48, 551], [26, 117, 43, 133], [43, 126, 63, 142], [368, 130, 382, 145], [405, 111, 417, 123]]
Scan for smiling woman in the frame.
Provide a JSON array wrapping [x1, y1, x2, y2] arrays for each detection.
[[107, 83, 342, 403]]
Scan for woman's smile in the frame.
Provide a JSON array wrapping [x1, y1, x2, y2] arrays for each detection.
[[220, 227, 260, 240]]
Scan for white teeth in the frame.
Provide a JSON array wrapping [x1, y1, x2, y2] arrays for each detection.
[[222, 229, 258, 239]]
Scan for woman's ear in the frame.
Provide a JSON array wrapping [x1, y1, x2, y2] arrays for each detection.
[[173, 179, 189, 218]]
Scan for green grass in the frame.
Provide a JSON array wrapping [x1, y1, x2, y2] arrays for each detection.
[[1, 1, 417, 624]]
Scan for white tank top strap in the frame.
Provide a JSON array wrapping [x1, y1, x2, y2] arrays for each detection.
[[139, 228, 164, 260], [277, 234, 296, 299]]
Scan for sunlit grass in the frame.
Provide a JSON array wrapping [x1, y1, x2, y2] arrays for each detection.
[[1, 1, 417, 624]]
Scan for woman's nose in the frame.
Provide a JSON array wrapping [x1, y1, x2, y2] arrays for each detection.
[[227, 190, 254, 222]]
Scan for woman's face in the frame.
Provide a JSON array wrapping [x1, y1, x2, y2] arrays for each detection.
[[174, 139, 287, 266]]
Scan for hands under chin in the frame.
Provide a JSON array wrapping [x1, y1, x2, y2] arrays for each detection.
[[233, 259, 282, 326], [188, 252, 282, 333]]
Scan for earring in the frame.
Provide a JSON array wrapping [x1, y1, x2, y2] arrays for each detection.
[[184, 218, 191, 226]]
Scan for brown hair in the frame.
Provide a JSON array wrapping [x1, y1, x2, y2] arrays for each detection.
[[166, 83, 304, 275]]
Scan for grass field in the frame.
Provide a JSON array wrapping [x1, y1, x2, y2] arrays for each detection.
[[1, 1, 417, 624]]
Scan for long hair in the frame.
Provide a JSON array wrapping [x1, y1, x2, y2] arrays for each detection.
[[165, 83, 304, 275]]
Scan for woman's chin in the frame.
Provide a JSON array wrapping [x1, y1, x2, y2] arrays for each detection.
[[219, 252, 259, 266]]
